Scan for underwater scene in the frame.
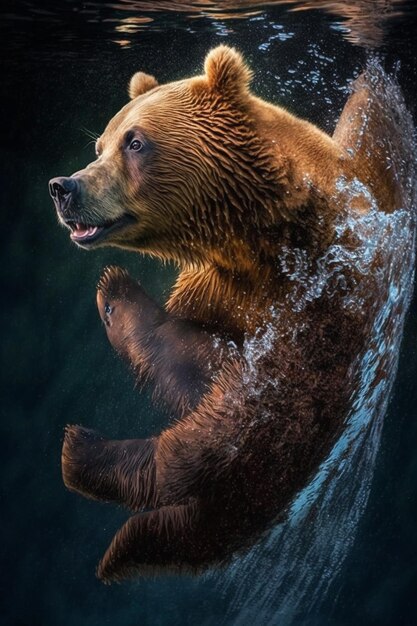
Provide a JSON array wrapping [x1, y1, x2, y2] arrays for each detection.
[[1, 1, 417, 625]]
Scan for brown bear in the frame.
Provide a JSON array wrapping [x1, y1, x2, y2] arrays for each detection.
[[49, 46, 412, 583]]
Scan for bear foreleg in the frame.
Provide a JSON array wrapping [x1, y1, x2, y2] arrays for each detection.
[[97, 266, 231, 415]]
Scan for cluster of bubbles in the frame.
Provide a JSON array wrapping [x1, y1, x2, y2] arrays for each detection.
[[209, 59, 417, 626]]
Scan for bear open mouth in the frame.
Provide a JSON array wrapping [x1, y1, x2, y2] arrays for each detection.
[[65, 215, 135, 247]]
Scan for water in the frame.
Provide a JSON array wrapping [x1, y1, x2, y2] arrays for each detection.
[[1, 2, 417, 625], [219, 203, 416, 625]]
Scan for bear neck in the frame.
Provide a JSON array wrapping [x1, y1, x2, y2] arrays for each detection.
[[167, 199, 337, 338], [178, 96, 346, 271], [247, 94, 346, 200], [167, 101, 350, 335]]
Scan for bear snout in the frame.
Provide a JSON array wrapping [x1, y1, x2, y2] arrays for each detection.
[[49, 176, 79, 217]]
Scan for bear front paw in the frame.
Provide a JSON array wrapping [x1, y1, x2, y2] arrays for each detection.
[[62, 424, 106, 496], [96, 266, 143, 330]]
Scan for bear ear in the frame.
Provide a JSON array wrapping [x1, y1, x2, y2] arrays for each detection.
[[204, 45, 253, 98], [128, 72, 159, 99]]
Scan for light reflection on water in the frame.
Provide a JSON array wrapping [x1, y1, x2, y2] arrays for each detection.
[[1, 0, 414, 49]]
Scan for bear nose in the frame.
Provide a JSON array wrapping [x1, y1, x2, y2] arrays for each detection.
[[49, 176, 78, 199], [49, 176, 79, 214]]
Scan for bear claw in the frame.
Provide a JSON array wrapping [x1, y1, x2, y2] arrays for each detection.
[[97, 266, 135, 300], [62, 424, 106, 495]]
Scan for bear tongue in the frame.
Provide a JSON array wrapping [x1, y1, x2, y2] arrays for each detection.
[[72, 224, 99, 239]]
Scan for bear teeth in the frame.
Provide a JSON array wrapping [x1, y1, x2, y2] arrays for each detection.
[[72, 224, 99, 239]]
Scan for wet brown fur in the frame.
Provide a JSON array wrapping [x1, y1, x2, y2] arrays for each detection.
[[58, 47, 412, 583]]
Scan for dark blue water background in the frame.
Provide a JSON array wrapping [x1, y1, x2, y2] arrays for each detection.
[[1, 2, 417, 625]]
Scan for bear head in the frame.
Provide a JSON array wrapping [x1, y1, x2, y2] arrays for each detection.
[[49, 46, 290, 266]]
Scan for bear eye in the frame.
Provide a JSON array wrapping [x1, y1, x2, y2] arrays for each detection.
[[129, 139, 144, 152]]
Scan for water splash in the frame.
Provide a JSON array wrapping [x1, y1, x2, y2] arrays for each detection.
[[208, 64, 416, 626]]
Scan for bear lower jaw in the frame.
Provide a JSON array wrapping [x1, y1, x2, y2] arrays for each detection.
[[67, 214, 136, 248]]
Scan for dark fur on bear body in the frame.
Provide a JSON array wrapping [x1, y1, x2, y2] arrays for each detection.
[[50, 47, 411, 583]]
